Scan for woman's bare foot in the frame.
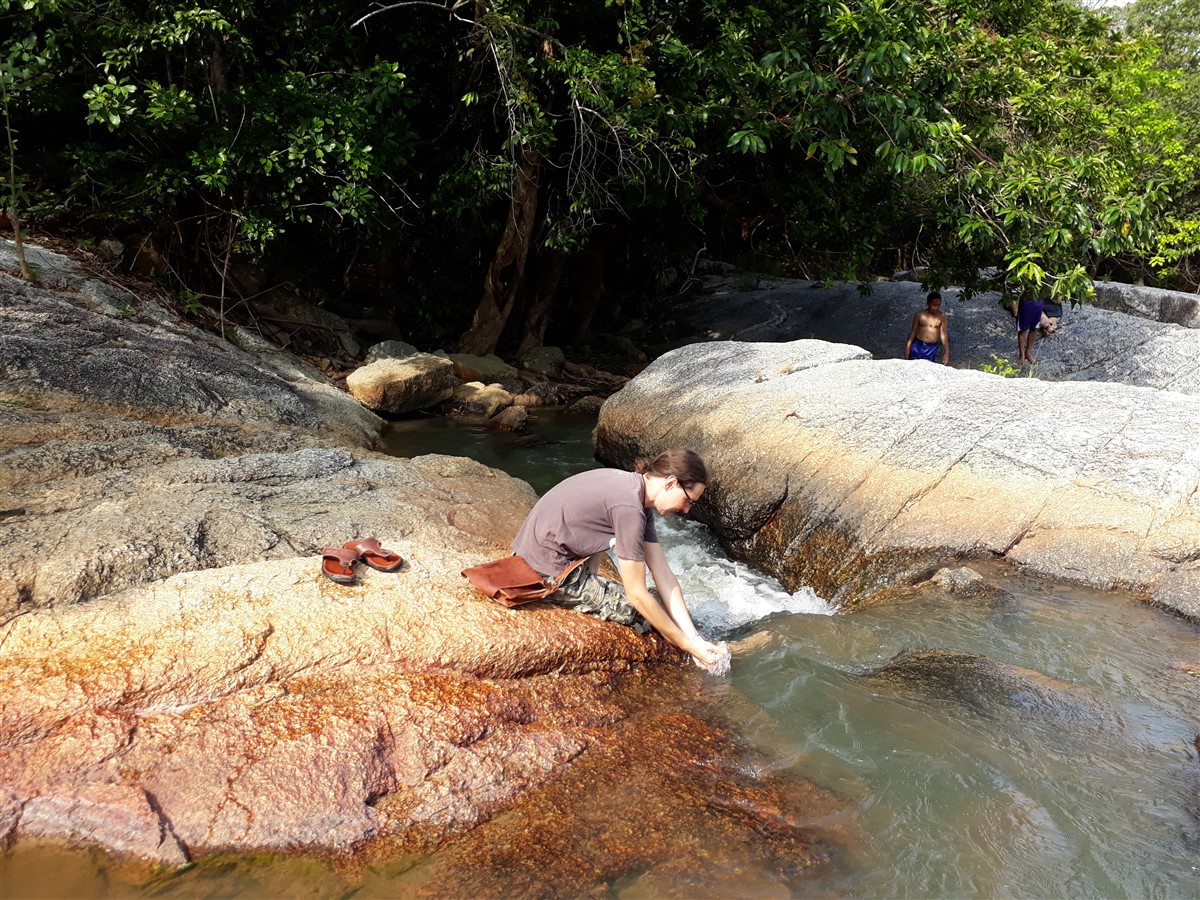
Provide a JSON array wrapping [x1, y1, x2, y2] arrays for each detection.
[[729, 631, 777, 656]]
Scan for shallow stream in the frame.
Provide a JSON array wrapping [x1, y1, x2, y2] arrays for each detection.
[[3, 410, 1197, 898]]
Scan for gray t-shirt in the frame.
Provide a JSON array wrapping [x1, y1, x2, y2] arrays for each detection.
[[512, 468, 658, 577]]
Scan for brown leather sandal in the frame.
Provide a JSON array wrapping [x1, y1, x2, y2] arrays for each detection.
[[320, 547, 359, 584], [343, 537, 404, 572]]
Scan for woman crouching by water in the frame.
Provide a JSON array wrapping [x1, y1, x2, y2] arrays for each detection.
[[512, 448, 729, 672]]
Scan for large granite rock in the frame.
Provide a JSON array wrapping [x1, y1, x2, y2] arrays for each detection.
[[595, 340, 1200, 620], [670, 277, 1200, 394], [0, 448, 834, 875], [1092, 282, 1200, 329], [0, 241, 382, 449], [447, 352, 519, 385], [0, 453, 683, 862]]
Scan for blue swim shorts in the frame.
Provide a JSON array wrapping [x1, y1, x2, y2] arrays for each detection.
[[909, 339, 939, 362], [1017, 298, 1044, 332]]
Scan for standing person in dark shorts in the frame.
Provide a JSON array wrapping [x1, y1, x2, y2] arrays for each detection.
[[512, 448, 727, 671], [1039, 298, 1063, 337], [905, 291, 951, 364], [1017, 291, 1045, 365]]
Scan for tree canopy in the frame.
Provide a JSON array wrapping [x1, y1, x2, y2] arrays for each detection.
[[2, 0, 1194, 355]]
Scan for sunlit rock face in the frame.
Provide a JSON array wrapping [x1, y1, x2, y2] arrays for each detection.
[[345, 354, 457, 414], [595, 339, 1200, 620]]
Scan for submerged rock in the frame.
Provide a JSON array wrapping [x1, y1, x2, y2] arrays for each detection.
[[926, 566, 1009, 603], [863, 648, 1114, 727], [486, 405, 527, 432], [413, 668, 844, 898]]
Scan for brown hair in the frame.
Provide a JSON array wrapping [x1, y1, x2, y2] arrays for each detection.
[[634, 449, 708, 488]]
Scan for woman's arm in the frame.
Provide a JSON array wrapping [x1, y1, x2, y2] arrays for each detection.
[[616, 555, 722, 667], [643, 541, 701, 642]]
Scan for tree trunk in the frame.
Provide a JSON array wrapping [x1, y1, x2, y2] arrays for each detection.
[[458, 148, 542, 356], [4, 204, 30, 282], [517, 246, 568, 357], [571, 224, 617, 345]]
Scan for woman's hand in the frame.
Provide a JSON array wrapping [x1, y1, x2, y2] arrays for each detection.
[[688, 638, 730, 674]]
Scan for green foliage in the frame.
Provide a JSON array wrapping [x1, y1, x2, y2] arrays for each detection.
[[7, 0, 416, 282], [179, 289, 202, 316], [1, 0, 1194, 343], [1120, 0, 1200, 288], [1150, 217, 1200, 286], [0, 0, 56, 280], [980, 354, 1026, 377]]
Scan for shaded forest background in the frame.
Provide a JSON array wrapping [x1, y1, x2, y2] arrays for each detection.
[[2, 0, 1197, 358]]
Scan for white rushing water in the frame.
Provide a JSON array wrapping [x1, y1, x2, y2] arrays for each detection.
[[654, 516, 837, 634]]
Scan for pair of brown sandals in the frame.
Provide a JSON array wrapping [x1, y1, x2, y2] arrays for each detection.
[[321, 537, 404, 584]]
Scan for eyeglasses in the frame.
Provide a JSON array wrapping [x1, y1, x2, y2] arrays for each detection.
[[677, 480, 700, 508]]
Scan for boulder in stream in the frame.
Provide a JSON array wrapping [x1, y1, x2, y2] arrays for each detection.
[[594, 339, 1200, 620]]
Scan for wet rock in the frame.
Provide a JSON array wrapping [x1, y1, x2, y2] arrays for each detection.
[[594, 339, 1200, 618], [345, 354, 456, 414], [512, 380, 560, 408], [15, 785, 189, 865], [926, 567, 1008, 602], [519, 346, 566, 377], [486, 405, 527, 432], [415, 670, 843, 898], [440, 382, 514, 417], [566, 394, 604, 416], [502, 433, 554, 449], [863, 648, 1113, 726], [0, 792, 20, 849]]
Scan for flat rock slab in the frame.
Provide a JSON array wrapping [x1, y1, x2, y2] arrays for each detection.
[[595, 340, 1200, 620], [0, 452, 682, 862], [672, 278, 1200, 395]]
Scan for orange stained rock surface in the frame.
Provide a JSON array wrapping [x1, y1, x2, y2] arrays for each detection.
[[408, 665, 848, 899]]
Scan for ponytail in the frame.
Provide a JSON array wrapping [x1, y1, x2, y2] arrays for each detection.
[[633, 449, 708, 488]]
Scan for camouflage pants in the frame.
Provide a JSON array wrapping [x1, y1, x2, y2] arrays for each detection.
[[548, 564, 651, 634]]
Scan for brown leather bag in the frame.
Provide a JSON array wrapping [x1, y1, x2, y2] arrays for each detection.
[[462, 555, 587, 608]]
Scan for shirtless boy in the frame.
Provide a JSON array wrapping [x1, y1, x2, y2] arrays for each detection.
[[905, 291, 950, 365]]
